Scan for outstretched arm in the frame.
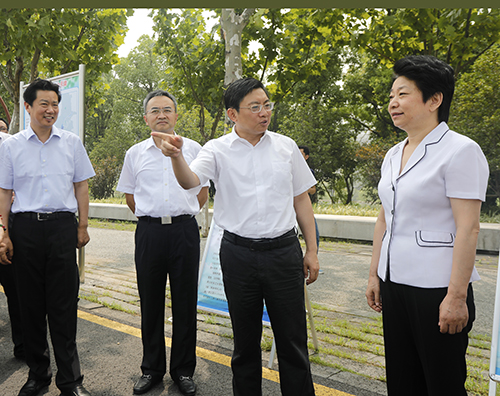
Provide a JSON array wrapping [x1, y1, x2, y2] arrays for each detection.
[[151, 132, 201, 190]]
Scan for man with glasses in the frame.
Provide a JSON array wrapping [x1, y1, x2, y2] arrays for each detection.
[[153, 78, 319, 395], [117, 90, 208, 396]]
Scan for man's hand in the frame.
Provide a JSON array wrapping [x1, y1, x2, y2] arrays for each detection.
[[366, 274, 382, 313], [438, 293, 469, 334], [151, 132, 183, 158], [0, 237, 14, 265], [77, 225, 90, 249], [303, 250, 319, 285]]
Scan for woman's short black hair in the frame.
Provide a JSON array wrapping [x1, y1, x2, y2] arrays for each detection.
[[393, 55, 455, 123]]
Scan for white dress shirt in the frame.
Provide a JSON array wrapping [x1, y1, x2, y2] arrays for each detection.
[[117, 136, 205, 217], [190, 128, 316, 239], [0, 131, 11, 146], [377, 122, 489, 288], [0, 126, 95, 213]]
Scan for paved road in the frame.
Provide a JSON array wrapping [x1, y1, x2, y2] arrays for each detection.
[[83, 227, 500, 336], [1, 226, 498, 396]]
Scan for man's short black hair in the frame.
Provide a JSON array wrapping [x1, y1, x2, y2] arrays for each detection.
[[143, 90, 178, 114], [298, 146, 310, 156], [224, 78, 270, 111], [392, 55, 455, 123], [23, 79, 61, 106]]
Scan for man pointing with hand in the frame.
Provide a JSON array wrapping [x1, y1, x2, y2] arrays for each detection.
[[154, 78, 319, 396]]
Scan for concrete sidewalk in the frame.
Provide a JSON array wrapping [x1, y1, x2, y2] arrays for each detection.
[[1, 226, 498, 395]]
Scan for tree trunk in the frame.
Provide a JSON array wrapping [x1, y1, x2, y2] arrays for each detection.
[[220, 8, 255, 133]]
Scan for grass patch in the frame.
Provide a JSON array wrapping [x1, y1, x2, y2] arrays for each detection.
[[88, 218, 136, 232], [79, 293, 138, 315], [313, 203, 380, 217]]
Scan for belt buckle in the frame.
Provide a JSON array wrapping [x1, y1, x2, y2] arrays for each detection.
[[249, 239, 265, 251], [37, 212, 51, 221], [161, 216, 172, 225]]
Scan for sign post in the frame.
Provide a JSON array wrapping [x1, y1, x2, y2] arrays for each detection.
[[19, 65, 87, 282]]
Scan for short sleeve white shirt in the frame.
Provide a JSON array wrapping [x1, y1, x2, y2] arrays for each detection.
[[190, 128, 316, 238], [117, 136, 206, 218], [0, 132, 11, 146], [377, 122, 489, 288], [0, 126, 95, 213]]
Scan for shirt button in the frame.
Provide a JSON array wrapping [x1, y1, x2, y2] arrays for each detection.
[[391, 210, 394, 214]]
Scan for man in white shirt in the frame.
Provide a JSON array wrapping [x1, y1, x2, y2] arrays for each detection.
[[117, 90, 208, 396], [0, 79, 94, 396], [154, 78, 319, 396]]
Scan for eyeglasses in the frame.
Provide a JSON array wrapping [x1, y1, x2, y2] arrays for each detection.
[[147, 107, 174, 116], [239, 103, 274, 113]]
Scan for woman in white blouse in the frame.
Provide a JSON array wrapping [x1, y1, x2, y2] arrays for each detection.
[[366, 55, 489, 395]]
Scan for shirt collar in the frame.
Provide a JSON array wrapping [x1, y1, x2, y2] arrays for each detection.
[[229, 126, 269, 147], [24, 125, 62, 143]]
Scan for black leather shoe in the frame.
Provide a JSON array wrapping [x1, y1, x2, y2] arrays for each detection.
[[18, 378, 51, 396], [60, 384, 91, 396], [177, 376, 196, 396], [133, 374, 162, 395]]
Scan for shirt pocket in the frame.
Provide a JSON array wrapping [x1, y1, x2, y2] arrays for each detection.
[[415, 230, 455, 248], [271, 161, 292, 196]]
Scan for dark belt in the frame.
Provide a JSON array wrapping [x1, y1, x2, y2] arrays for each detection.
[[223, 229, 297, 251], [138, 214, 194, 225], [14, 211, 75, 221]]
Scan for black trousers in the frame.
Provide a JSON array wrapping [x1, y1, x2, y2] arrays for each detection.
[[380, 279, 474, 396], [11, 214, 82, 392], [0, 260, 24, 357], [135, 217, 200, 381], [219, 235, 315, 396]]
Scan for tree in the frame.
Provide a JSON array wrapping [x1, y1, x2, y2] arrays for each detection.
[[153, 9, 226, 144], [86, 35, 171, 198], [276, 54, 360, 205], [450, 44, 500, 211], [221, 9, 255, 86], [0, 8, 131, 133], [341, 9, 500, 202], [86, 35, 168, 153], [352, 8, 500, 76]]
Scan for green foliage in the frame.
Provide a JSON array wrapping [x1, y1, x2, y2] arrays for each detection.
[[352, 9, 500, 75], [89, 156, 121, 200], [153, 9, 225, 144], [0, 8, 131, 132], [175, 104, 225, 143], [243, 9, 349, 104], [86, 35, 167, 154], [450, 44, 500, 212]]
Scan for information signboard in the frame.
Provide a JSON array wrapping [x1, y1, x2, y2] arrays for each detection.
[[20, 65, 85, 142], [197, 219, 270, 326]]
